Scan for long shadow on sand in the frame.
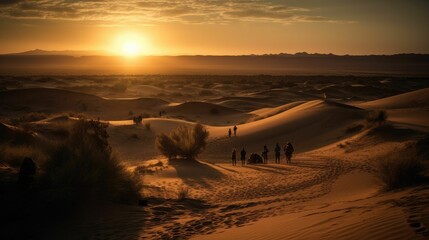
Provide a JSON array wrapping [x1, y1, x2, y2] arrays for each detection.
[[214, 164, 240, 173], [244, 164, 292, 174], [169, 159, 225, 188]]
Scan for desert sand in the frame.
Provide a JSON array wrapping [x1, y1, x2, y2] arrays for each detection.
[[0, 76, 428, 240]]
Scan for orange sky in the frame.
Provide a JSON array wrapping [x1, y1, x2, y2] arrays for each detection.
[[0, 0, 428, 55]]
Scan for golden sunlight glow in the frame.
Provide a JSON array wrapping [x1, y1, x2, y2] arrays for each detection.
[[112, 32, 151, 57], [122, 41, 140, 57]]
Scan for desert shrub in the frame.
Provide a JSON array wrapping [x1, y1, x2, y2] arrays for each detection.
[[366, 110, 387, 128], [145, 122, 151, 131], [40, 119, 142, 205], [177, 185, 189, 200], [374, 147, 426, 191], [156, 124, 209, 160], [133, 115, 143, 125]]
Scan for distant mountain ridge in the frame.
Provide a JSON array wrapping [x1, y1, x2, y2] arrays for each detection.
[[4, 49, 429, 58], [9, 49, 106, 57]]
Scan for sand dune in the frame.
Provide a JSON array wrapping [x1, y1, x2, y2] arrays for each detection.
[[107, 99, 367, 162], [204, 100, 366, 159], [2, 82, 428, 240], [163, 101, 254, 126], [360, 87, 429, 109], [0, 88, 167, 120], [359, 87, 429, 129], [250, 101, 306, 118]]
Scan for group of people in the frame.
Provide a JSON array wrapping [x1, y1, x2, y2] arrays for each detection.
[[231, 147, 247, 166], [228, 125, 238, 137], [231, 142, 294, 166]]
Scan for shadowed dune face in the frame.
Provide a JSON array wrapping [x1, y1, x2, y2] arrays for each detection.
[[0, 88, 167, 120]]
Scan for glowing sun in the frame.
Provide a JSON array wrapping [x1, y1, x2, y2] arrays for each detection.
[[122, 40, 140, 57]]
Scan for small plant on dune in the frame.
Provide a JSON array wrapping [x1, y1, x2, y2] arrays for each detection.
[[366, 110, 388, 128], [177, 185, 189, 200], [156, 124, 209, 160], [374, 147, 427, 191]]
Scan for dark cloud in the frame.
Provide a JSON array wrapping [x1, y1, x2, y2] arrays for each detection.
[[0, 0, 341, 24], [0, 0, 25, 5]]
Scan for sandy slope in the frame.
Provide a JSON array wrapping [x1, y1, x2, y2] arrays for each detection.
[[360, 87, 429, 109], [136, 125, 429, 240], [359, 87, 429, 129], [107, 99, 366, 162], [0, 88, 167, 120], [163, 101, 254, 125], [204, 100, 366, 159]]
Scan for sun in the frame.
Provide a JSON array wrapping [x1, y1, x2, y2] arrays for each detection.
[[122, 40, 140, 57]]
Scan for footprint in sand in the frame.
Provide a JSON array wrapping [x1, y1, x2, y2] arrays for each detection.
[[408, 213, 429, 237]]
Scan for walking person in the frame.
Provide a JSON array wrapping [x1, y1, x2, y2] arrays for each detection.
[[231, 148, 237, 166], [240, 148, 246, 166], [233, 125, 238, 136], [228, 128, 232, 138], [285, 142, 295, 164], [262, 145, 269, 164], [275, 143, 281, 164]]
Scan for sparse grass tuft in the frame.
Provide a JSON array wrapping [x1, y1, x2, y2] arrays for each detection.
[[374, 147, 427, 191], [177, 185, 189, 200], [366, 110, 387, 128]]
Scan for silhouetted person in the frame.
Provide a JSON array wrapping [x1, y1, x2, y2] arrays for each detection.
[[275, 143, 281, 164], [231, 148, 237, 166], [233, 125, 237, 136], [18, 157, 36, 188], [228, 128, 232, 138], [262, 145, 269, 164], [285, 142, 294, 164], [240, 148, 246, 166], [159, 111, 162, 117]]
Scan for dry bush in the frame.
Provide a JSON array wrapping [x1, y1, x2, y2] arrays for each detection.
[[366, 110, 388, 128], [374, 147, 427, 191], [177, 185, 189, 200], [40, 119, 142, 204], [156, 124, 209, 160]]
